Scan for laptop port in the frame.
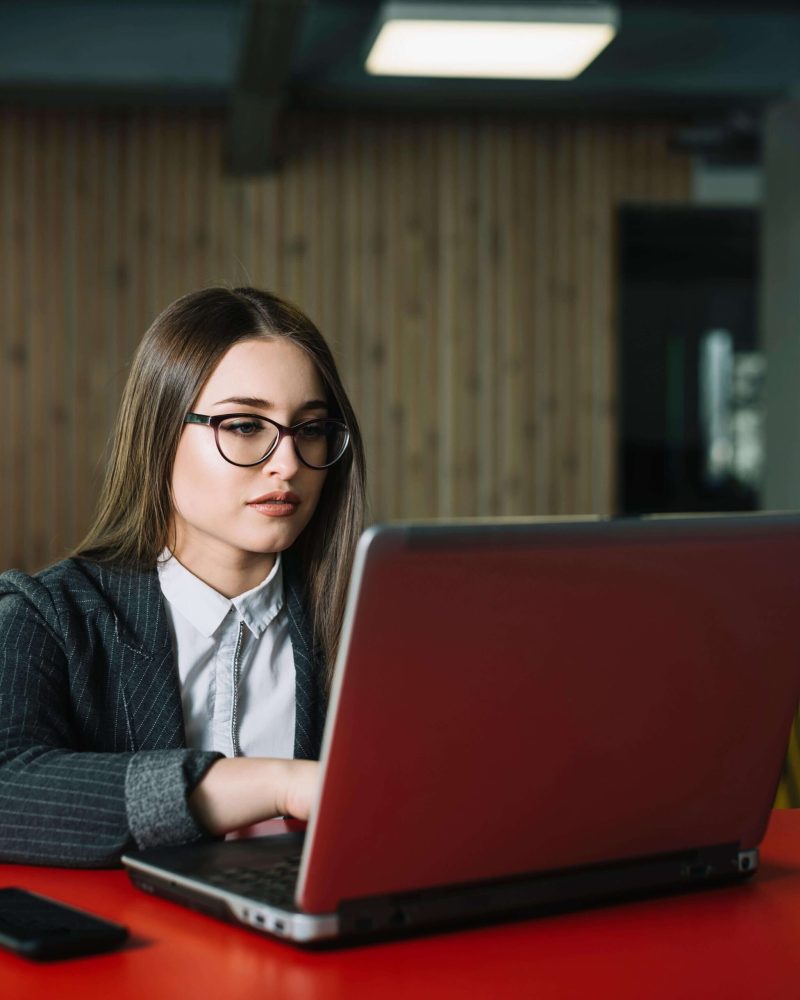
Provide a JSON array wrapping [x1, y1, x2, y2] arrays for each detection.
[[686, 863, 711, 878]]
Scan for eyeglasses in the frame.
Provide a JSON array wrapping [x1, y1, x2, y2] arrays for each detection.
[[184, 412, 351, 470]]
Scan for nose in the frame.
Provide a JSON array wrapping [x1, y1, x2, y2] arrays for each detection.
[[262, 431, 300, 480]]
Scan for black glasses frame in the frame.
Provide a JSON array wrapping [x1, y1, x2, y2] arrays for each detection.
[[184, 412, 350, 470]]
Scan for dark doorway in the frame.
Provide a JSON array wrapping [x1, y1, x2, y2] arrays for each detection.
[[617, 206, 762, 516]]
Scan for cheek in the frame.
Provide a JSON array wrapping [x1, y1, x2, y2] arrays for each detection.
[[171, 435, 232, 514], [305, 468, 327, 506]]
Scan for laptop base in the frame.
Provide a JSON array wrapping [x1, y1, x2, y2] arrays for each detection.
[[125, 839, 756, 946]]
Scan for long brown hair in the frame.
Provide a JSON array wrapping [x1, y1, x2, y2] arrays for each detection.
[[76, 286, 367, 683]]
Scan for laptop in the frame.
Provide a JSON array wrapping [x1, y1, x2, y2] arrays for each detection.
[[122, 513, 800, 945]]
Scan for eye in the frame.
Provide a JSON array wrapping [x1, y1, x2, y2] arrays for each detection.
[[219, 417, 268, 437], [297, 421, 326, 440]]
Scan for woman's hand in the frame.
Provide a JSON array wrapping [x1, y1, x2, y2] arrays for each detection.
[[189, 757, 321, 836]]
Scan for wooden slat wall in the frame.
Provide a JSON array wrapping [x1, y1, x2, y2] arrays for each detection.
[[0, 107, 691, 573]]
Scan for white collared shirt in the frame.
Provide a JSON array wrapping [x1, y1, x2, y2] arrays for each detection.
[[156, 552, 296, 759]]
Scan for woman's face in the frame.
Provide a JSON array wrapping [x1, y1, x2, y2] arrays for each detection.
[[170, 337, 329, 587]]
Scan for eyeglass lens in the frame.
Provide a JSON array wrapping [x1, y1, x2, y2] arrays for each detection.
[[216, 416, 348, 468]]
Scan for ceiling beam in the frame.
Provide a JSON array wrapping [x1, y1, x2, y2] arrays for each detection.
[[226, 0, 308, 174]]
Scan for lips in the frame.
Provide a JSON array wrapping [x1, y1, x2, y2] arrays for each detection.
[[246, 490, 301, 518], [247, 491, 301, 506]]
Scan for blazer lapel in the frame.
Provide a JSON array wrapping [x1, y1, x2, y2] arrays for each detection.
[[283, 552, 326, 760], [91, 563, 186, 752]]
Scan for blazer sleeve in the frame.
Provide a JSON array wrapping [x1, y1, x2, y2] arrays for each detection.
[[0, 584, 221, 868]]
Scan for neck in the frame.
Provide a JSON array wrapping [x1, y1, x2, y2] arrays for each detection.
[[168, 539, 276, 598]]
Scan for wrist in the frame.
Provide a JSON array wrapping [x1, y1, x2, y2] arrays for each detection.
[[189, 757, 286, 835], [268, 758, 293, 817]]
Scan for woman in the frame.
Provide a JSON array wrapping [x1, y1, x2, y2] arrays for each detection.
[[0, 287, 366, 867]]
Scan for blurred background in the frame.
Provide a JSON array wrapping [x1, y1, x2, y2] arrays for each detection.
[[0, 2, 798, 792]]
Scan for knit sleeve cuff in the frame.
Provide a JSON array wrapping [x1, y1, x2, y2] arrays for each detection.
[[124, 749, 223, 850]]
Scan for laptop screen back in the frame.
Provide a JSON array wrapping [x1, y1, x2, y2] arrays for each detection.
[[298, 516, 800, 914]]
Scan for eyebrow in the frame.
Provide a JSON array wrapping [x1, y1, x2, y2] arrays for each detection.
[[212, 395, 329, 412]]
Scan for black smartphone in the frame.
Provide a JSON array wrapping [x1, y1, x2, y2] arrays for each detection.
[[0, 887, 128, 960]]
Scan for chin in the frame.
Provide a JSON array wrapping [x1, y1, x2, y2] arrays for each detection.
[[237, 527, 305, 556]]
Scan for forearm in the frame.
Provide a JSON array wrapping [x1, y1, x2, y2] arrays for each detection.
[[189, 757, 318, 836], [0, 747, 221, 867], [0, 748, 133, 867]]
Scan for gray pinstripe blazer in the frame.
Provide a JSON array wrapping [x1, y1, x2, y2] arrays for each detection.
[[0, 553, 326, 868]]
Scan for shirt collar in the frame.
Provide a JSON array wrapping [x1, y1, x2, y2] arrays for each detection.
[[157, 552, 284, 638]]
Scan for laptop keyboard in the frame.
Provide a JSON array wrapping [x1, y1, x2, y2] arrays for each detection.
[[200, 854, 302, 909]]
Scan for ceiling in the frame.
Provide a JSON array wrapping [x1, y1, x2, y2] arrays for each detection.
[[1, 0, 797, 169]]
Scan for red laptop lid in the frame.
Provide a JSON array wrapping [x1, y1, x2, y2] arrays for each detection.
[[298, 515, 800, 914]]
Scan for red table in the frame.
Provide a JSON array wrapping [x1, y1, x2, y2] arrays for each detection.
[[2, 810, 800, 1000]]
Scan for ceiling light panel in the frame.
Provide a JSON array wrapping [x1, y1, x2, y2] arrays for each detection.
[[365, 3, 619, 80]]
